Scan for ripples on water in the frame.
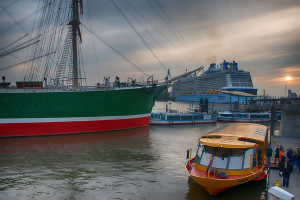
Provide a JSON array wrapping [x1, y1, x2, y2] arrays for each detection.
[[0, 101, 268, 200]]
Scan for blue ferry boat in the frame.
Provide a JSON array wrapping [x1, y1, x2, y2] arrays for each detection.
[[171, 60, 257, 103], [150, 112, 216, 125], [217, 111, 271, 122]]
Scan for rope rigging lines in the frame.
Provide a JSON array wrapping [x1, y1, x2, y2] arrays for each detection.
[[0, 4, 44, 37], [111, 0, 168, 73], [153, 0, 202, 66], [122, 0, 184, 74], [0, 3, 27, 34], [119, 0, 180, 76], [0, 0, 203, 85], [86, 0, 101, 83], [148, 0, 202, 68], [109, 0, 202, 75], [81, 23, 149, 77]]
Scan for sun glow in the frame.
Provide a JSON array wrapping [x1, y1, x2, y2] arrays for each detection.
[[285, 76, 292, 81]]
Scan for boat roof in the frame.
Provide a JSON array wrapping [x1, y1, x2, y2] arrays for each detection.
[[200, 123, 268, 149]]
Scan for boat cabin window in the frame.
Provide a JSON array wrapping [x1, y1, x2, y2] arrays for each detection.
[[250, 114, 269, 119], [181, 115, 193, 120], [238, 138, 257, 144], [237, 114, 249, 118], [193, 115, 204, 120], [195, 144, 204, 164], [151, 114, 164, 119], [243, 148, 254, 169], [199, 146, 214, 166], [228, 149, 244, 170], [167, 115, 180, 120], [211, 148, 230, 169], [207, 136, 221, 139], [196, 146, 257, 170]]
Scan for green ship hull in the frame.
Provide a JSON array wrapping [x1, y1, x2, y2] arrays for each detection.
[[0, 85, 166, 137]]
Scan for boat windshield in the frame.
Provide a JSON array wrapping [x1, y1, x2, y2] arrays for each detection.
[[151, 113, 165, 119], [195, 145, 256, 170], [236, 114, 249, 118], [228, 149, 244, 169], [212, 148, 230, 169]]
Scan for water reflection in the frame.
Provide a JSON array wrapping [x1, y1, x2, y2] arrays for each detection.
[[0, 127, 151, 153], [0, 102, 272, 199], [0, 128, 160, 200]]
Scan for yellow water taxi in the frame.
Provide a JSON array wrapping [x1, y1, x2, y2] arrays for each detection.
[[186, 123, 268, 195]]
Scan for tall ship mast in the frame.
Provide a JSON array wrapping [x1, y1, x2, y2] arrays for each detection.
[[171, 60, 257, 103], [0, 0, 168, 137]]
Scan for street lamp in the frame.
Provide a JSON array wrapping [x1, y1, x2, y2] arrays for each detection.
[[285, 76, 292, 98]]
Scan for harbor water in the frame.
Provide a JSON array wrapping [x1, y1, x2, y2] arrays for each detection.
[[0, 101, 269, 200]]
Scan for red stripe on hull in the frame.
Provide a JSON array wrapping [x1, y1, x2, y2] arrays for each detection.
[[0, 116, 150, 137]]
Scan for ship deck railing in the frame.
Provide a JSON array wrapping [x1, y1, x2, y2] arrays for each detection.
[[0, 84, 159, 93]]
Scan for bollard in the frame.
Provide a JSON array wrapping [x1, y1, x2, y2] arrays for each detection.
[[275, 178, 280, 187]]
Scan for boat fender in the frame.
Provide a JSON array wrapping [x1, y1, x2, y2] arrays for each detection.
[[217, 171, 228, 179]]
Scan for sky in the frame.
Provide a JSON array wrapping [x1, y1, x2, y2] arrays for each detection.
[[0, 0, 299, 97]]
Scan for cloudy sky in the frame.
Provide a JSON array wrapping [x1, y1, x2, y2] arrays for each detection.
[[0, 0, 299, 96]]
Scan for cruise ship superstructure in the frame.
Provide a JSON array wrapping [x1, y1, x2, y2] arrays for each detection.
[[171, 60, 257, 103]]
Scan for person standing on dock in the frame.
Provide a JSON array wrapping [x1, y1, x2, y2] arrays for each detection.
[[297, 148, 300, 174], [291, 151, 297, 172], [279, 148, 284, 165], [287, 147, 293, 160], [274, 144, 279, 164], [281, 158, 293, 187], [266, 144, 272, 166]]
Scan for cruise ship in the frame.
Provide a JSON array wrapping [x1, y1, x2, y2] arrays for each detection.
[[171, 60, 257, 103]]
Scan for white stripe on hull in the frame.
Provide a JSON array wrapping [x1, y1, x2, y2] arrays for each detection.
[[0, 114, 150, 124]]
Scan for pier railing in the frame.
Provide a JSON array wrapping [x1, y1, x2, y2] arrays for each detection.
[[247, 97, 300, 111]]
